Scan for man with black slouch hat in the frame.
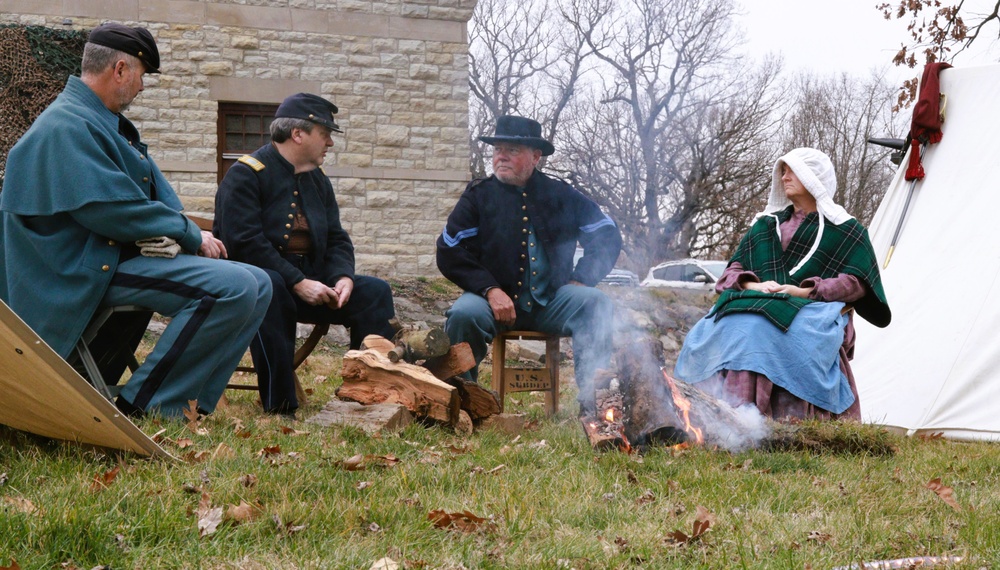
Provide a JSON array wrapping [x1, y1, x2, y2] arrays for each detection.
[[436, 115, 622, 416], [214, 93, 397, 417], [0, 22, 272, 419]]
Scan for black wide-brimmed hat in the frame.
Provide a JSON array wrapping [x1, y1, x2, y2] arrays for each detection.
[[275, 93, 343, 133], [479, 115, 554, 156], [88, 23, 160, 73]]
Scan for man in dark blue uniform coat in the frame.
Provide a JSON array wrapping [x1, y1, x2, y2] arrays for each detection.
[[215, 93, 396, 416], [436, 115, 622, 415]]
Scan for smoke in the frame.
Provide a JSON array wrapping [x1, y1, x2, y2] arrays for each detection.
[[608, 298, 772, 454]]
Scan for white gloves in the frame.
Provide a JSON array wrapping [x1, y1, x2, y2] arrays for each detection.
[[136, 236, 181, 259]]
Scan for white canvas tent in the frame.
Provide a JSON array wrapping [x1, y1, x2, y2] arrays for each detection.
[[0, 300, 168, 457], [853, 63, 1000, 441]]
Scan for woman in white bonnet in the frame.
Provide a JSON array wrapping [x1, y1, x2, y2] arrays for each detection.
[[674, 148, 891, 421]]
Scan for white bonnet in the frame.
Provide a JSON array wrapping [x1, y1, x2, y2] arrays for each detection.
[[761, 147, 853, 225]]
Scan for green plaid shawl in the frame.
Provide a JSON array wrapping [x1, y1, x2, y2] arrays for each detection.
[[709, 206, 891, 331]]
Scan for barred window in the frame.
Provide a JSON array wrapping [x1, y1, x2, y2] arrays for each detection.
[[217, 102, 277, 184]]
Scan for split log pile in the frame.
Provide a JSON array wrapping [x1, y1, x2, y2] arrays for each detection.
[[322, 329, 517, 435]]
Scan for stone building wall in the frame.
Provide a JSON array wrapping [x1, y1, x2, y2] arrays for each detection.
[[0, 0, 474, 276]]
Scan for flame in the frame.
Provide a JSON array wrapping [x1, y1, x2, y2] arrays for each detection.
[[605, 408, 615, 422], [663, 369, 704, 445]]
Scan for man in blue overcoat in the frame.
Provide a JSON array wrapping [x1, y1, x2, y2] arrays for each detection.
[[0, 23, 271, 418]]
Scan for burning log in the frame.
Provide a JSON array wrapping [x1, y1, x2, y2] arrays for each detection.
[[615, 338, 691, 447], [596, 336, 764, 452], [580, 375, 632, 451]]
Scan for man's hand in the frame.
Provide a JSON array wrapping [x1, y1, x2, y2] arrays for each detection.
[[486, 287, 516, 326], [293, 278, 338, 306], [327, 276, 354, 309], [198, 231, 227, 259]]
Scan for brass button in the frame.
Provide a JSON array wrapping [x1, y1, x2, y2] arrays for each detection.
[[513, 295, 519, 300], [519, 268, 525, 273], [285, 223, 292, 229], [517, 282, 522, 287], [139, 155, 145, 160], [522, 217, 528, 222], [283, 234, 289, 240], [290, 203, 297, 208], [521, 205, 526, 210], [531, 286, 536, 291], [521, 254, 526, 259], [531, 257, 536, 262], [294, 191, 299, 196], [522, 229, 527, 234], [532, 271, 537, 276], [527, 301, 532, 306], [522, 192, 527, 197], [530, 242, 535, 247], [107, 240, 116, 246], [288, 214, 294, 219], [142, 177, 148, 182], [101, 265, 110, 271], [278, 246, 284, 251], [521, 242, 526, 246]]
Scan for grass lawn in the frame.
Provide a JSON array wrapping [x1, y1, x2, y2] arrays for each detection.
[[1, 338, 998, 569]]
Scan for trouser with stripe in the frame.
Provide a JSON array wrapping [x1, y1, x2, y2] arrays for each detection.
[[103, 254, 271, 417]]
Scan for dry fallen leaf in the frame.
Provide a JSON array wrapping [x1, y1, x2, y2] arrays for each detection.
[[280, 426, 310, 436], [368, 557, 398, 570], [918, 432, 945, 442], [212, 443, 235, 460], [3, 496, 40, 516], [806, 530, 832, 543], [926, 477, 962, 511], [174, 438, 194, 449], [258, 445, 282, 457], [183, 450, 211, 464], [226, 500, 258, 524], [90, 466, 120, 492], [666, 505, 714, 545], [343, 454, 366, 471], [636, 490, 656, 506], [183, 400, 200, 423], [357, 481, 373, 490], [0, 558, 21, 570], [238, 474, 258, 489], [427, 509, 494, 534], [196, 493, 223, 537], [273, 514, 308, 537]]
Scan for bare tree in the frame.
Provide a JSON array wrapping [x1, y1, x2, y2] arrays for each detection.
[[467, 0, 588, 177], [554, 0, 784, 269], [781, 72, 903, 225]]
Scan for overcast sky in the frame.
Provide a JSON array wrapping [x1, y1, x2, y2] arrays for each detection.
[[736, 0, 1000, 81]]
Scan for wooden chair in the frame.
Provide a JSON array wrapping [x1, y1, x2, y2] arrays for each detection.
[[491, 330, 562, 416]]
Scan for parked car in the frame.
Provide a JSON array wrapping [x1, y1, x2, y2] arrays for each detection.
[[641, 259, 728, 291], [573, 248, 640, 287]]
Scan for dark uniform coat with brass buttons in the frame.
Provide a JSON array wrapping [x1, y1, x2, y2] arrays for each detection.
[[0, 75, 202, 358], [213, 143, 355, 287], [437, 170, 622, 300]]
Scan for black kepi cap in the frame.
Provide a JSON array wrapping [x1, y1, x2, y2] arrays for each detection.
[[88, 22, 160, 73], [275, 93, 343, 133]]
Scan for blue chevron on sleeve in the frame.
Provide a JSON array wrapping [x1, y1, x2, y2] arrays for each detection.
[[579, 216, 616, 233], [442, 226, 479, 247]]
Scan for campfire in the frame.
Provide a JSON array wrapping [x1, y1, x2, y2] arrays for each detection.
[[580, 337, 752, 452]]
